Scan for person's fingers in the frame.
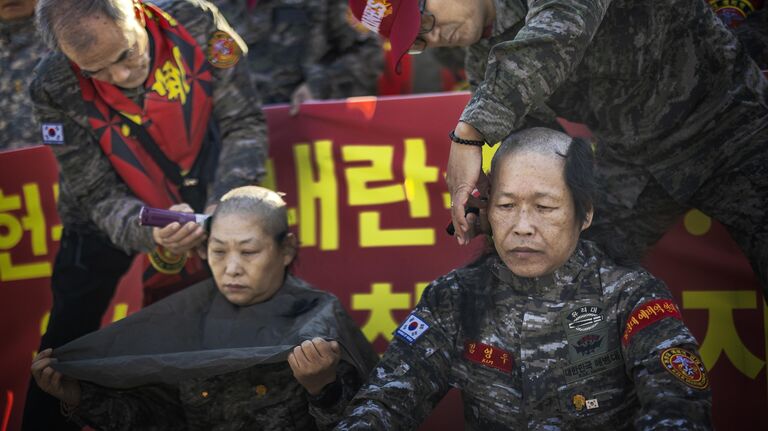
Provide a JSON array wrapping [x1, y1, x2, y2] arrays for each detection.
[[32, 348, 52, 362], [312, 338, 335, 358], [173, 225, 206, 249], [292, 345, 308, 367], [329, 340, 340, 355], [154, 222, 182, 241], [40, 366, 57, 389], [31, 356, 53, 375], [51, 370, 62, 389], [451, 186, 472, 243], [301, 339, 322, 362], [464, 212, 478, 240], [165, 222, 198, 243], [168, 203, 193, 213], [287, 351, 300, 371], [476, 171, 490, 197]]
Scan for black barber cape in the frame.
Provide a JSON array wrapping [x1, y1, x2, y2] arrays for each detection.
[[52, 276, 378, 388]]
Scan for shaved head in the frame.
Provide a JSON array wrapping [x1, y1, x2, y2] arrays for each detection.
[[490, 127, 572, 173], [490, 127, 595, 226], [212, 186, 289, 243]]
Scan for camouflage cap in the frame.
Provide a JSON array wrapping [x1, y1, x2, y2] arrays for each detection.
[[348, 0, 419, 72]]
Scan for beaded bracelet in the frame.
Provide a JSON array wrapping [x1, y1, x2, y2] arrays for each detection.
[[449, 130, 486, 147]]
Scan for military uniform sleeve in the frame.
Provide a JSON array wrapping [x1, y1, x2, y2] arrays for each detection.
[[617, 274, 713, 430], [307, 360, 363, 430], [205, 4, 268, 202], [29, 63, 155, 253], [460, 0, 611, 144], [73, 381, 185, 430], [303, 0, 383, 99], [334, 277, 461, 431]]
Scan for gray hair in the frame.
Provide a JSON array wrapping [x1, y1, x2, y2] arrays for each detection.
[[489, 127, 596, 226], [36, 0, 132, 50], [489, 127, 572, 175], [211, 186, 289, 244]]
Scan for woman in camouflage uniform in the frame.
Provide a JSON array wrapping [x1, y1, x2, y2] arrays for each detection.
[[335, 129, 712, 430], [31, 186, 378, 431]]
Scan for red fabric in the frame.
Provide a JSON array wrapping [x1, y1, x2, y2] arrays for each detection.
[[622, 299, 683, 346], [349, 0, 419, 73], [377, 48, 412, 94], [73, 2, 213, 297], [74, 2, 213, 209], [464, 341, 514, 373]]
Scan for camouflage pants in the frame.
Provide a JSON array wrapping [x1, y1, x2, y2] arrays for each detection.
[[585, 126, 768, 300]]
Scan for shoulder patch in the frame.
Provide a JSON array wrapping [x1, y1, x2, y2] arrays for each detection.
[[660, 347, 709, 390], [622, 299, 682, 346], [395, 314, 429, 344], [207, 31, 241, 68], [41, 123, 65, 145]]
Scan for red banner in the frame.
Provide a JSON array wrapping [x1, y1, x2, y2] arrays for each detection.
[[0, 93, 765, 430]]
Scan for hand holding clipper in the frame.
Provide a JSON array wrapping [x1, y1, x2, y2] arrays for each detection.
[[143, 204, 209, 258]]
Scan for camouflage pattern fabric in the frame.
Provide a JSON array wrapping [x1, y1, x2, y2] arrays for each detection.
[[30, 0, 267, 253], [212, 0, 383, 104], [335, 240, 712, 430], [734, 8, 768, 69], [0, 15, 46, 151], [58, 275, 377, 430], [74, 361, 360, 431], [458, 0, 768, 297]]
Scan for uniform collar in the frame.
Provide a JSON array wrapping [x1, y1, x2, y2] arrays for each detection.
[[491, 240, 597, 298]]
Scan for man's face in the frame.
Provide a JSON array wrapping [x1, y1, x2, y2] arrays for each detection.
[[488, 150, 592, 278], [0, 0, 36, 21], [60, 11, 151, 89], [419, 0, 489, 48], [207, 213, 293, 307]]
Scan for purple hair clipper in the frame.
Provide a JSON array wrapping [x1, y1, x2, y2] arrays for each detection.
[[138, 206, 210, 228]]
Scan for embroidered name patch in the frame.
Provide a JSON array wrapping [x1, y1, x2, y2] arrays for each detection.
[[622, 299, 682, 346], [463, 341, 513, 373], [41, 123, 64, 144], [395, 314, 429, 344], [660, 348, 709, 390], [207, 31, 241, 68]]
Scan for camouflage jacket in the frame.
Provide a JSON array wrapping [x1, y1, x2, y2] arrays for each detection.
[[0, 15, 46, 151], [30, 0, 267, 253], [460, 0, 768, 205], [212, 0, 383, 104], [75, 361, 360, 431], [335, 240, 712, 430]]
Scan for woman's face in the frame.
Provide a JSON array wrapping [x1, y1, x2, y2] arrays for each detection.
[[488, 151, 592, 278], [207, 213, 294, 306]]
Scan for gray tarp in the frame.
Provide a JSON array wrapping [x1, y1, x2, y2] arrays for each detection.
[[52, 276, 378, 388]]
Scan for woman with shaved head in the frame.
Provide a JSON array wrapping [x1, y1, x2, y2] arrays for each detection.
[[335, 128, 712, 430], [30, 186, 377, 430]]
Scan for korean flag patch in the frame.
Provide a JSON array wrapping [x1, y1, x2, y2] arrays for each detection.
[[42, 123, 64, 145], [395, 314, 429, 344]]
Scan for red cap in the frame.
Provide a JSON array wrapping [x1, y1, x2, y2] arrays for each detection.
[[349, 0, 420, 73]]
